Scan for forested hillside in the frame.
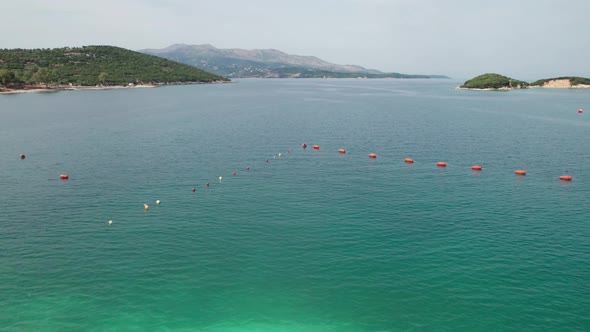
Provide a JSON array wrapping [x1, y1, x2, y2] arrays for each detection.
[[0, 46, 228, 88]]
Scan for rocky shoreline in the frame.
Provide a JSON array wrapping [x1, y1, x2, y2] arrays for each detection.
[[0, 80, 230, 95]]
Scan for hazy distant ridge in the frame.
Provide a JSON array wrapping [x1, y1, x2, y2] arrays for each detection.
[[140, 44, 377, 74], [139, 44, 447, 79]]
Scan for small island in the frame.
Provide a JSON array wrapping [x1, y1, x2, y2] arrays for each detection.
[[459, 73, 529, 90], [460, 73, 590, 91], [0, 46, 229, 93]]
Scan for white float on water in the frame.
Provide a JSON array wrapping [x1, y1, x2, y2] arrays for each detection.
[[156, 200, 160, 205], [108, 220, 113, 225]]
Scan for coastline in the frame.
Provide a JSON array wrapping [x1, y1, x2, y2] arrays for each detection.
[[455, 86, 516, 91], [0, 80, 230, 95], [457, 84, 590, 91]]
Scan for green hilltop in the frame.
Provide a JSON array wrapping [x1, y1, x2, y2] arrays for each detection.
[[0, 46, 228, 88], [461, 73, 529, 89]]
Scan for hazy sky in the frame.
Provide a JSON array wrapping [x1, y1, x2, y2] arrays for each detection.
[[2, 0, 589, 79]]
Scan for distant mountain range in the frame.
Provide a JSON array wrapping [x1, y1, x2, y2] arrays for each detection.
[[139, 44, 448, 79]]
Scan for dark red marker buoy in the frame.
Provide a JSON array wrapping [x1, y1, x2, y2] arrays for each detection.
[[302, 143, 307, 149], [246, 166, 250, 170], [60, 174, 69, 180], [232, 172, 236, 176], [206, 182, 209, 187], [192, 187, 196, 192], [19, 154, 25, 160]]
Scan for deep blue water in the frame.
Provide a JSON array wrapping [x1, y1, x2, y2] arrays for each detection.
[[1, 79, 589, 331]]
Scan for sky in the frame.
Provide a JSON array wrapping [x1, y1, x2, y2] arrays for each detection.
[[1, 0, 589, 79]]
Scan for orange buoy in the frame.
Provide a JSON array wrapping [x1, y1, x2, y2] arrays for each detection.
[[313, 145, 320, 150], [404, 158, 414, 163], [559, 175, 573, 181], [338, 148, 346, 154], [60, 174, 69, 179], [515, 170, 526, 175], [471, 165, 482, 171], [436, 161, 447, 167], [368, 153, 377, 158]]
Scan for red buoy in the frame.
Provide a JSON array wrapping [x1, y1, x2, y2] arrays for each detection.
[[338, 148, 346, 154], [192, 187, 196, 192], [246, 166, 250, 170], [559, 175, 573, 181], [368, 153, 377, 158], [19, 154, 26, 160], [436, 161, 447, 167], [302, 143, 307, 149], [60, 174, 69, 180], [313, 145, 320, 150], [578, 109, 583, 114], [471, 165, 482, 171], [404, 158, 414, 163], [515, 169, 526, 175], [232, 172, 236, 176], [205, 182, 210, 187]]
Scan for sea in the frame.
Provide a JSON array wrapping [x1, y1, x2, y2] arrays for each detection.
[[1, 79, 589, 331]]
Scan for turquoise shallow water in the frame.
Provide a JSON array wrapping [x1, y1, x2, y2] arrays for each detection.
[[1, 79, 589, 331]]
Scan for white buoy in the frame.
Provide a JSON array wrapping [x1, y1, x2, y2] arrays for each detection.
[[108, 220, 112, 225], [278, 153, 282, 158], [156, 200, 161, 205], [219, 176, 223, 182], [144, 203, 149, 210]]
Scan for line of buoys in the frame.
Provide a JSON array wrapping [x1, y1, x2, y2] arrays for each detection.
[[559, 175, 573, 181], [471, 165, 482, 171], [515, 170, 526, 175], [338, 148, 346, 154], [436, 162, 447, 167], [60, 174, 69, 179], [313, 145, 320, 150], [368, 153, 377, 158], [20, 154, 25, 160], [404, 158, 414, 163]]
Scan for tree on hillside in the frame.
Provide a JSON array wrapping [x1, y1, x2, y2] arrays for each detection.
[[32, 68, 52, 86], [0, 69, 16, 86], [98, 72, 108, 85]]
